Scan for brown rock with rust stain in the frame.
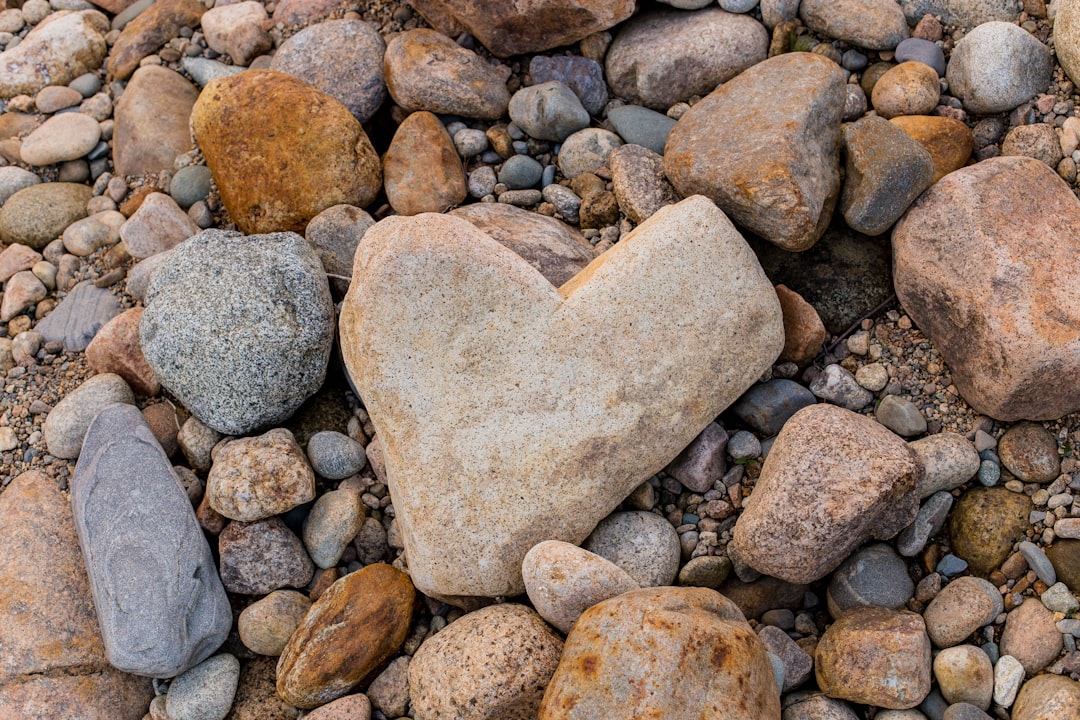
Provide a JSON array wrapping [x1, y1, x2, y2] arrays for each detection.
[[106, 0, 205, 80], [402, 0, 635, 57], [206, 428, 315, 522], [86, 307, 159, 396], [538, 586, 780, 720], [893, 156, 1080, 420], [665, 52, 846, 252], [383, 111, 467, 216], [815, 606, 931, 709], [276, 563, 415, 709], [947, 486, 1031, 578], [410, 603, 563, 720], [0, 471, 154, 719], [890, 115, 974, 184], [775, 284, 826, 366], [192, 70, 381, 234], [731, 403, 921, 584]]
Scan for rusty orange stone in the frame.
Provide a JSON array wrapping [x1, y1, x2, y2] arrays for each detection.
[[890, 115, 974, 184]]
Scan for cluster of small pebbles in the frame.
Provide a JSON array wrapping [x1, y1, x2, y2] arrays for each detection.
[[1, 0, 1080, 719]]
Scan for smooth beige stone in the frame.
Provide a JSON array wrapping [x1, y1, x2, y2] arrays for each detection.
[[339, 195, 783, 602]]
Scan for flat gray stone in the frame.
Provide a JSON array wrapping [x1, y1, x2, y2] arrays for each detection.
[[945, 22, 1053, 115], [607, 104, 677, 155], [826, 542, 914, 617], [508, 81, 590, 141], [35, 281, 120, 351], [897, 490, 954, 557], [70, 403, 231, 678]]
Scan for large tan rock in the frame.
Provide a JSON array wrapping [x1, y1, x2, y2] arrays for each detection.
[[206, 428, 315, 522], [339, 196, 783, 601], [731, 404, 922, 583], [383, 111, 466, 216], [403, 0, 635, 57], [192, 70, 381, 235], [537, 587, 781, 720], [106, 0, 206, 80], [1012, 674, 1080, 720], [409, 604, 564, 720], [0, 10, 109, 98], [665, 53, 846, 251], [0, 472, 153, 719], [113, 65, 198, 177], [893, 156, 1080, 420]]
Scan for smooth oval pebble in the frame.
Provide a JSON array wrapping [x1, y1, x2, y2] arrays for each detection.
[[43, 373, 136, 459], [238, 589, 312, 657], [582, 510, 680, 587], [19, 112, 101, 166], [306, 430, 367, 480], [557, 128, 623, 179], [894, 37, 946, 75], [923, 576, 1003, 648], [997, 422, 1060, 483], [302, 488, 366, 569], [165, 654, 241, 720], [933, 645, 993, 710]]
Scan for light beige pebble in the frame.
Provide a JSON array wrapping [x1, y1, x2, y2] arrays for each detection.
[[19, 112, 101, 166], [909, 432, 980, 498], [237, 589, 312, 657], [933, 644, 993, 710], [205, 428, 315, 522]]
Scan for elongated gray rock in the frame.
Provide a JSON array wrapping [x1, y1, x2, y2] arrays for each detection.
[[70, 403, 231, 678], [665, 52, 845, 252], [339, 195, 784, 602]]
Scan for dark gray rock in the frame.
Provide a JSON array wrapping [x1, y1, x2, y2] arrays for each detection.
[[665, 421, 728, 493], [140, 229, 335, 435], [529, 55, 607, 115], [827, 543, 914, 617], [218, 517, 314, 595], [498, 154, 545, 189], [165, 653, 240, 720], [169, 165, 213, 209], [70, 403, 231, 678], [607, 104, 677, 155], [729, 379, 817, 436], [897, 490, 954, 557], [943, 703, 993, 720], [307, 430, 367, 480], [898, 0, 1018, 29], [180, 57, 244, 88], [758, 625, 813, 692], [508, 81, 590, 141], [35, 281, 120, 351], [270, 20, 386, 124], [896, 37, 946, 76]]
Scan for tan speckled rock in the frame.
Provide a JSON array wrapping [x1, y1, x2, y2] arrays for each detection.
[[302, 694, 371, 720], [276, 564, 414, 709], [776, 284, 826, 367], [933, 645, 993, 710], [0, 10, 109, 98], [537, 586, 780, 720], [85, 307, 160, 396], [206, 429, 315, 522], [522, 540, 639, 633], [383, 111, 466, 216], [237, 590, 312, 657], [664, 53, 845, 252], [410, 603, 564, 720], [893, 156, 1080, 421], [870, 61, 940, 118], [112, 66, 199, 178], [948, 487, 1032, 578], [1012, 674, 1080, 720], [192, 70, 381, 235], [731, 404, 921, 584], [339, 196, 784, 601], [815, 607, 931, 709], [999, 598, 1063, 674], [227, 657, 300, 720], [922, 576, 1003, 648]]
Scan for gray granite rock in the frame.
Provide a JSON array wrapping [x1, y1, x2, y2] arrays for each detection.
[[827, 542, 914, 617], [35, 281, 120, 351], [582, 510, 680, 587], [304, 204, 375, 298], [218, 517, 314, 595], [165, 653, 240, 720], [945, 22, 1053, 114], [140, 229, 334, 435], [508, 81, 590, 141], [43, 373, 135, 459], [307, 430, 367, 480], [70, 403, 231, 678]]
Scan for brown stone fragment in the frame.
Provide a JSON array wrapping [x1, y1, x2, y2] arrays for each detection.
[[775, 284, 826, 366], [226, 657, 301, 720], [890, 115, 974, 184], [276, 563, 415, 708], [86, 307, 159, 396], [947, 486, 1031, 577], [106, 0, 206, 80], [383, 111, 466, 216], [206, 428, 315, 522], [1012, 674, 1080, 720]]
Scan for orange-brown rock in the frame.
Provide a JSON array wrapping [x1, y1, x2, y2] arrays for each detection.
[[276, 563, 415, 709], [106, 0, 206, 80], [775, 284, 826, 366], [537, 586, 781, 720], [893, 156, 1080, 420], [890, 115, 974, 183], [870, 61, 940, 119], [383, 111, 466, 216], [815, 606, 931, 709], [0, 471, 154, 719], [86, 307, 159, 396], [192, 70, 381, 235], [1012, 674, 1080, 720]]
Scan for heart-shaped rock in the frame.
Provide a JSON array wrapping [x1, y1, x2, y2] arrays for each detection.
[[339, 196, 784, 602]]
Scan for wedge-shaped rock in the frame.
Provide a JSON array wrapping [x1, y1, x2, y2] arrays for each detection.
[[730, 404, 922, 583], [665, 53, 845, 251], [339, 195, 783, 601], [537, 587, 781, 719], [893, 156, 1080, 420], [70, 404, 231, 678]]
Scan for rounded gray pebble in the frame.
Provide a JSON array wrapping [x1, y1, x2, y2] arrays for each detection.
[[727, 430, 761, 461], [170, 165, 213, 209], [582, 510, 680, 587], [977, 459, 1000, 486], [1017, 541, 1056, 586], [556, 127, 622, 178], [827, 543, 914, 617], [508, 81, 590, 141], [541, 183, 581, 222], [454, 127, 488, 157], [468, 166, 497, 198], [895, 37, 946, 76], [165, 653, 240, 720], [43, 374, 136, 459], [306, 430, 367, 480], [498, 154, 544, 189]]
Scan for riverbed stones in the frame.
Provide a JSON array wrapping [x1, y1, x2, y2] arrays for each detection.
[[206, 429, 315, 522], [827, 542, 914, 617], [165, 653, 240, 720], [339, 196, 783, 601], [529, 55, 607, 116], [201, 1, 272, 67], [1012, 675, 1080, 720], [815, 607, 931, 709], [945, 21, 1053, 114], [302, 489, 365, 569], [605, 8, 768, 110], [43, 373, 135, 458], [909, 432, 980, 497], [933, 645, 992, 709], [238, 590, 311, 657], [35, 281, 120, 351], [581, 510, 680, 587], [107, 0, 206, 80], [890, 115, 974, 184], [893, 156, 1080, 421], [383, 111, 467, 215], [383, 29, 510, 119], [999, 598, 1062, 674], [140, 229, 334, 435], [609, 143, 678, 224], [192, 70, 381, 234], [218, 517, 314, 595], [70, 403, 232, 678], [276, 563, 415, 708], [923, 576, 1003, 647], [731, 404, 921, 584], [85, 308, 159, 396], [1056, 0, 1080, 87], [19, 112, 100, 166], [538, 587, 781, 720], [870, 61, 941, 119], [947, 486, 1031, 577], [997, 422, 1060, 482], [0, 182, 92, 249], [509, 81, 591, 141], [120, 191, 198, 259], [0, 10, 109, 97], [665, 52, 846, 252], [800, 0, 909, 49], [0, 471, 154, 719], [113, 65, 198, 177]]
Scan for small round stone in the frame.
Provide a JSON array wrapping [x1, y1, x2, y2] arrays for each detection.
[[677, 555, 731, 588], [977, 459, 1000, 486], [453, 127, 488, 157], [238, 590, 312, 656], [497, 154, 544, 189], [582, 510, 680, 587], [895, 37, 946, 76], [468, 166, 497, 199], [827, 542, 914, 617], [727, 430, 761, 461], [933, 645, 993, 710], [170, 165, 213, 209], [875, 394, 927, 437], [307, 430, 367, 480], [165, 653, 241, 720], [997, 422, 1060, 483], [855, 362, 889, 391], [871, 61, 940, 119], [557, 128, 622, 179]]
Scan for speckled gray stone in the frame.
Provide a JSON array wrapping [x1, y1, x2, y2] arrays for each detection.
[[582, 510, 680, 587], [70, 403, 231, 678], [140, 229, 334, 435], [43, 373, 135, 459], [897, 490, 953, 557], [557, 128, 623, 179], [827, 543, 914, 617], [876, 394, 928, 437], [165, 653, 240, 720], [508, 81, 590, 141], [529, 55, 607, 115], [35, 280, 120, 351], [304, 204, 375, 298], [945, 22, 1053, 114], [180, 57, 244, 88], [307, 430, 367, 480], [498, 154, 544, 189]]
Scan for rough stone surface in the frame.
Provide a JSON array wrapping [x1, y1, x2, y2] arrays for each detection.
[[339, 197, 783, 601], [276, 564, 415, 709], [85, 307, 159, 396], [997, 422, 1060, 482], [800, 0, 908, 49], [218, 518, 314, 595], [664, 421, 728, 493], [529, 55, 607, 115], [893, 156, 1080, 420], [166, 654, 241, 720], [827, 542, 914, 617], [0, 471, 154, 719], [70, 404, 231, 678], [898, 0, 1018, 28], [945, 21, 1053, 114], [509, 81, 591, 141], [665, 53, 846, 252], [140, 229, 334, 435], [581, 510, 680, 587], [758, 625, 814, 692], [910, 432, 980, 497], [890, 115, 974, 184], [0, 10, 109, 97], [238, 590, 311, 657], [999, 598, 1063, 674], [302, 694, 371, 720], [0, 182, 91, 250], [206, 429, 316, 522], [1012, 675, 1080, 720], [923, 576, 1003, 648], [304, 204, 374, 297], [192, 70, 381, 235], [933, 645, 992, 710], [201, 2, 271, 67], [120, 191, 198, 260], [1056, 0, 1080, 88], [871, 62, 940, 119], [383, 111, 467, 216], [605, 8, 768, 110], [775, 285, 827, 367], [538, 587, 780, 720], [947, 486, 1031, 577], [608, 143, 678, 224], [731, 404, 921, 583], [815, 607, 931, 709], [35, 281, 119, 351], [107, 0, 205, 80], [43, 373, 135, 459], [226, 656, 301, 720]]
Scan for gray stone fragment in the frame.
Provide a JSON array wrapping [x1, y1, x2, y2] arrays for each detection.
[[607, 104, 677, 155], [809, 364, 873, 410], [1017, 541, 1056, 586], [897, 490, 954, 556], [896, 37, 946, 76], [730, 379, 818, 436], [304, 204, 375, 298], [181, 57, 244, 88], [70, 404, 231, 678], [910, 433, 981, 498], [761, 0, 801, 28], [782, 691, 860, 720], [165, 653, 240, 720], [1041, 582, 1080, 614], [306, 430, 367, 480], [35, 281, 120, 351], [583, 510, 680, 587], [664, 421, 728, 493], [759, 625, 813, 692], [945, 22, 1053, 114], [508, 81, 590, 141], [876, 394, 928, 437], [897, 0, 1019, 29], [43, 373, 135, 459], [218, 517, 314, 595]]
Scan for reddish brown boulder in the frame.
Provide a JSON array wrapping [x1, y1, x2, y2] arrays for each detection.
[[383, 111, 467, 216], [86, 307, 159, 396]]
